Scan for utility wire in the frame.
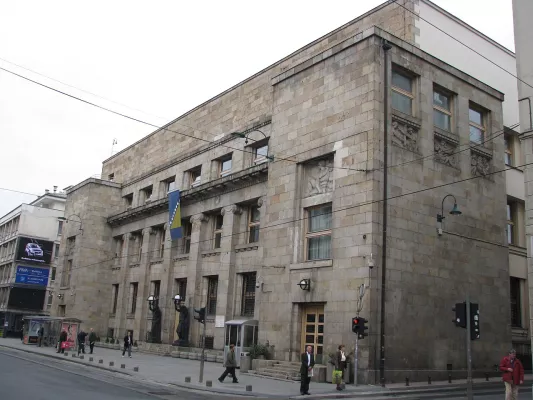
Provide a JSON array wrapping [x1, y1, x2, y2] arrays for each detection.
[[393, 0, 533, 91], [57, 157, 523, 277]]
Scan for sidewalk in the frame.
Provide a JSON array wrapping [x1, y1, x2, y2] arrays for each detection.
[[0, 338, 528, 399]]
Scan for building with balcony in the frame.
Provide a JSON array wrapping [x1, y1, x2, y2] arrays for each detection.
[[0, 189, 66, 338], [52, 0, 522, 383]]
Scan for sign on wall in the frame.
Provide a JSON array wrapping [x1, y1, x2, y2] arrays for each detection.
[[15, 237, 54, 264], [15, 266, 49, 286]]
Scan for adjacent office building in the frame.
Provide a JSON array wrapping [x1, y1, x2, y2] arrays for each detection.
[[54, 0, 525, 382]]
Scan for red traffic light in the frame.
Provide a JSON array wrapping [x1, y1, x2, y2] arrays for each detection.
[[353, 318, 359, 324]]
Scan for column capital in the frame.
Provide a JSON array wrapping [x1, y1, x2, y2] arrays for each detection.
[[191, 213, 208, 228], [257, 197, 265, 208], [149, 227, 158, 236], [142, 228, 151, 236], [221, 205, 243, 216]]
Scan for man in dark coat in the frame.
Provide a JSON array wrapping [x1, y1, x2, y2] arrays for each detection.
[[218, 344, 238, 383], [300, 345, 315, 395], [499, 349, 524, 400], [38, 326, 44, 347], [88, 328, 97, 354], [77, 330, 87, 355]]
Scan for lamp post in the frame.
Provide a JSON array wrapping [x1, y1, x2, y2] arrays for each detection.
[[58, 214, 83, 235], [436, 194, 462, 235], [173, 294, 190, 347], [147, 295, 162, 344], [297, 279, 311, 291], [231, 129, 274, 162]]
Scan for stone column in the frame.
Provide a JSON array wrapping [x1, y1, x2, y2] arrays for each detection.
[[188, 213, 208, 347], [114, 233, 132, 339], [159, 223, 175, 344], [135, 228, 152, 341], [216, 205, 242, 348]]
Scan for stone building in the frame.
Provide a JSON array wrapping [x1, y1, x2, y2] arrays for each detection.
[[54, 1, 514, 382]]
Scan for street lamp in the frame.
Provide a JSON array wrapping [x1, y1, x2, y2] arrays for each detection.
[[297, 278, 311, 291], [173, 294, 184, 311], [173, 294, 190, 347], [58, 214, 83, 235], [147, 295, 162, 344], [231, 129, 274, 161], [437, 194, 462, 235]]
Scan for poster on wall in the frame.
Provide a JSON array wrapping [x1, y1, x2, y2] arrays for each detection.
[[61, 322, 78, 349], [15, 266, 49, 286], [16, 237, 54, 264]]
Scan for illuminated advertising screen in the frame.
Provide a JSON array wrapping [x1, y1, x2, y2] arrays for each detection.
[[16, 237, 54, 264]]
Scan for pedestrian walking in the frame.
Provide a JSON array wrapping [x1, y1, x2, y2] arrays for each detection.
[[77, 330, 87, 355], [499, 349, 524, 400], [57, 329, 67, 353], [334, 344, 347, 391], [218, 344, 238, 383], [122, 331, 133, 358], [38, 326, 44, 347], [88, 328, 97, 354], [300, 345, 315, 395]]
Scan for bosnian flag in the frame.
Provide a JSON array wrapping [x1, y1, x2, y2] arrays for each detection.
[[168, 189, 183, 240]]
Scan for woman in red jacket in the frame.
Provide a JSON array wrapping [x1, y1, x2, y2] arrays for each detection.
[[499, 349, 524, 400]]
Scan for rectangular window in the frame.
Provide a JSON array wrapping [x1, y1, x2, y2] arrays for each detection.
[[130, 282, 138, 314], [158, 228, 165, 258], [151, 280, 161, 299], [47, 291, 53, 308], [241, 272, 257, 316], [58, 305, 66, 317], [112, 284, 119, 314], [248, 206, 260, 243], [54, 244, 60, 260], [510, 277, 522, 327], [506, 202, 516, 245], [141, 186, 153, 203], [254, 144, 269, 164], [433, 89, 452, 131], [213, 214, 223, 249], [137, 233, 143, 262], [219, 155, 232, 177], [50, 267, 56, 282], [124, 194, 133, 207], [182, 221, 192, 254], [505, 135, 513, 166], [306, 204, 332, 261], [469, 105, 486, 144], [391, 70, 413, 115], [189, 166, 202, 188], [61, 259, 72, 287], [176, 278, 187, 300], [108, 173, 115, 181], [58, 221, 63, 236], [207, 276, 218, 315]]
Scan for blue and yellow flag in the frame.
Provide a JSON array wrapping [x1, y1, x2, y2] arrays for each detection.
[[168, 189, 183, 240]]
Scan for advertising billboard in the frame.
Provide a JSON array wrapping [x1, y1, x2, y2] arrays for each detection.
[[8, 287, 46, 311], [15, 266, 49, 286], [16, 237, 54, 264]]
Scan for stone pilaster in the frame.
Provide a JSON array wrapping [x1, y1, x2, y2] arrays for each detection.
[[135, 228, 152, 341], [114, 232, 132, 338], [160, 223, 175, 344]]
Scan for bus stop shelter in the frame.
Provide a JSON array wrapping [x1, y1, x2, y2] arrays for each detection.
[[22, 316, 81, 349]]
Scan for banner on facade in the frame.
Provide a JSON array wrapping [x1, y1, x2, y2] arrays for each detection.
[[168, 189, 183, 240]]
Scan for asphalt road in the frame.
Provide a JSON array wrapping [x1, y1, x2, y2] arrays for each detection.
[[0, 348, 234, 400]]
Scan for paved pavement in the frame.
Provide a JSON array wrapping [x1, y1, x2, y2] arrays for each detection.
[[0, 338, 530, 399]]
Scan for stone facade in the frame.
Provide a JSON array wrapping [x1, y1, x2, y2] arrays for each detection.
[[54, 4, 512, 384]]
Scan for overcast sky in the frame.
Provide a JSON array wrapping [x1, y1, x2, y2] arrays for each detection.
[[0, 0, 515, 217]]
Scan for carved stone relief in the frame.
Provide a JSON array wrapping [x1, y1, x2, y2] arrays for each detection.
[[471, 151, 491, 177], [305, 158, 334, 197], [392, 118, 418, 152], [221, 205, 243, 216], [434, 137, 458, 168]]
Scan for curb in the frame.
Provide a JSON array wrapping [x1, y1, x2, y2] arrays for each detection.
[[0, 344, 132, 377]]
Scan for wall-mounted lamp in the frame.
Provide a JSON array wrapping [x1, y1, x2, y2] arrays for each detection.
[[367, 253, 375, 269], [173, 294, 184, 312], [57, 293, 63, 299], [297, 278, 311, 291], [437, 194, 462, 236]]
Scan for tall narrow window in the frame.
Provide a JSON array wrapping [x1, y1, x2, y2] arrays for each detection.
[[57, 221, 63, 236], [50, 267, 56, 282], [112, 284, 119, 314], [182, 221, 192, 254], [510, 277, 522, 327], [504, 135, 513, 166], [391, 69, 413, 115], [306, 204, 332, 260], [506, 202, 516, 245], [61, 260, 72, 287], [433, 89, 452, 131], [130, 282, 138, 314], [207, 276, 218, 315], [219, 155, 232, 177], [213, 214, 223, 249], [248, 206, 260, 243], [158, 228, 165, 258], [469, 105, 486, 144], [176, 278, 187, 300], [151, 280, 161, 298], [54, 244, 60, 260], [241, 272, 257, 316], [137, 233, 143, 262]]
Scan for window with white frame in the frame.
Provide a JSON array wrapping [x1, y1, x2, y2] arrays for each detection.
[[213, 214, 223, 249], [306, 204, 332, 260], [391, 69, 414, 115], [469, 105, 486, 144], [504, 135, 513, 166], [248, 206, 260, 243], [188, 166, 202, 188], [181, 221, 192, 254], [433, 89, 452, 131], [163, 177, 176, 193], [219, 155, 232, 177], [253, 144, 269, 164], [58, 220, 63, 236], [506, 202, 516, 245]]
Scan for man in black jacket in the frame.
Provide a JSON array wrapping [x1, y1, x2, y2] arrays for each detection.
[[77, 330, 87, 355], [300, 345, 315, 395]]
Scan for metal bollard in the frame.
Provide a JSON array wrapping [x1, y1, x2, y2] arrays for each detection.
[[99, 359, 103, 364], [485, 373, 489, 381], [121, 364, 125, 369], [246, 385, 252, 392], [206, 380, 212, 387], [448, 374, 452, 383], [133, 366, 139, 372], [89, 357, 94, 362], [428, 376, 431, 385], [185, 377, 191, 383], [109, 361, 114, 367], [405, 377, 409, 386], [80, 355, 84, 360]]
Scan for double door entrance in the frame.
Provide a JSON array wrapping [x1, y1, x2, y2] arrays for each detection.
[[301, 304, 324, 363]]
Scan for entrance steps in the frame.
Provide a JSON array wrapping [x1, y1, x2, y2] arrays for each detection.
[[249, 360, 301, 381]]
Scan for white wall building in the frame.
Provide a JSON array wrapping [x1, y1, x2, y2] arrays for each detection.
[[0, 189, 66, 338]]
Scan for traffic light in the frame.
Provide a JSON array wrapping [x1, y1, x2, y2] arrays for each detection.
[[452, 303, 466, 328], [470, 303, 480, 341], [357, 317, 368, 339], [352, 317, 360, 333], [194, 307, 206, 324]]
